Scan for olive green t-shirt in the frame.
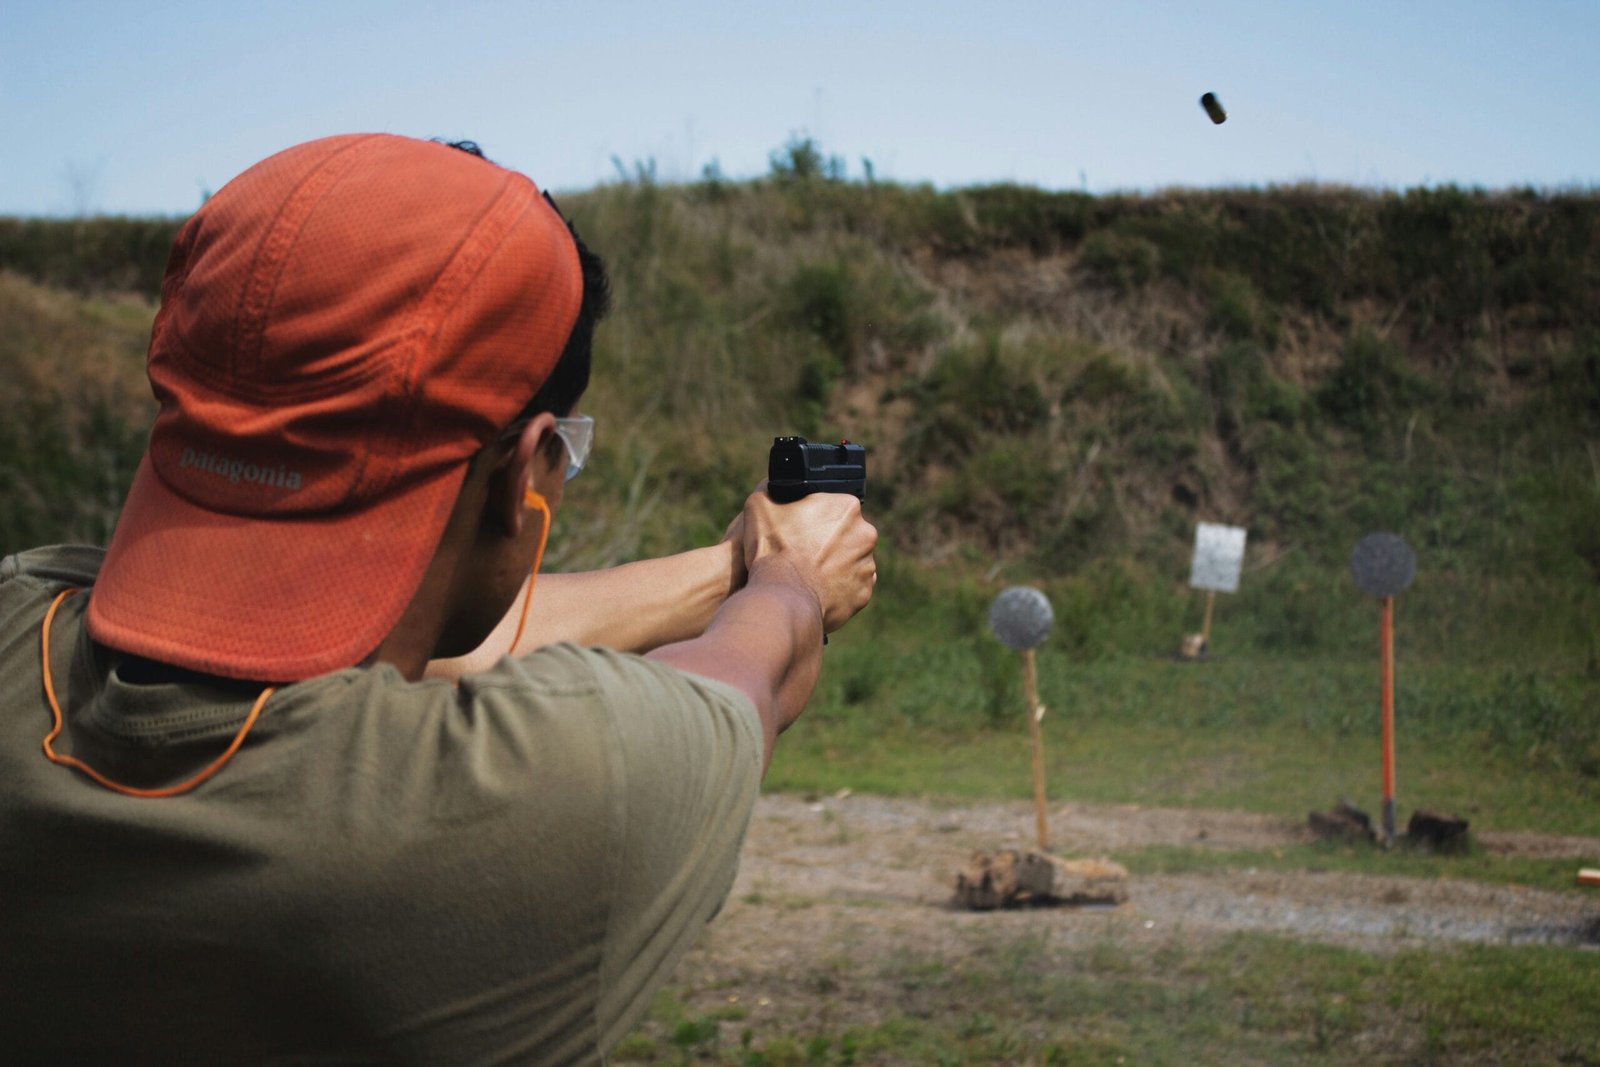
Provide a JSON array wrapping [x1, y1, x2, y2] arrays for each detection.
[[0, 546, 763, 1065]]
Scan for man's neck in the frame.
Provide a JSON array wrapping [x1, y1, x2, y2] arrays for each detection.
[[114, 653, 267, 692]]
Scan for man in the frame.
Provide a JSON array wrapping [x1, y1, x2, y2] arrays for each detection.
[[0, 133, 877, 1064]]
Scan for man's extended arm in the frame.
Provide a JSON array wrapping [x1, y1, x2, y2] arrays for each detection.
[[425, 540, 744, 681]]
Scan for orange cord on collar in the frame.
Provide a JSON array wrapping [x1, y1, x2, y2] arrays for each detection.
[[40, 588, 275, 799], [507, 487, 551, 657]]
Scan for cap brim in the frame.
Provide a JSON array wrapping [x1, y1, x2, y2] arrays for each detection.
[[88, 452, 466, 681]]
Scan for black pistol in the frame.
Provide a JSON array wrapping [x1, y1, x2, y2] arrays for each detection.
[[767, 436, 867, 504]]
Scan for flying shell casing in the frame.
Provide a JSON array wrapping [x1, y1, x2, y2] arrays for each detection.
[[1200, 92, 1227, 124]]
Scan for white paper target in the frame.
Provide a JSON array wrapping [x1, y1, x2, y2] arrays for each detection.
[[989, 586, 1054, 650], [1189, 523, 1247, 594]]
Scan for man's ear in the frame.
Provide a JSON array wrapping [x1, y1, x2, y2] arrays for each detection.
[[492, 413, 558, 537]]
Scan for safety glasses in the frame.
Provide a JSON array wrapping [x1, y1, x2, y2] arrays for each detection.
[[498, 412, 594, 482], [552, 414, 594, 481]]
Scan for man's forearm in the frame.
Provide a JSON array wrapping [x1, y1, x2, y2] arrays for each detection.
[[425, 541, 743, 680], [535, 542, 744, 650], [645, 559, 825, 773]]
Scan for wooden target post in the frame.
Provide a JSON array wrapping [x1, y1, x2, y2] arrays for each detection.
[[989, 587, 1055, 852], [1020, 648, 1049, 851]]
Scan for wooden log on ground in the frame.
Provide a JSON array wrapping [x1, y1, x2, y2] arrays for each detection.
[[954, 849, 1129, 910]]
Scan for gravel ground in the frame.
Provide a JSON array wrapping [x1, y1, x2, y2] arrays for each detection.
[[711, 792, 1600, 959], [646, 793, 1600, 1044]]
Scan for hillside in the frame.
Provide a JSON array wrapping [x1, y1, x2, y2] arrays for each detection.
[[2, 173, 1598, 669]]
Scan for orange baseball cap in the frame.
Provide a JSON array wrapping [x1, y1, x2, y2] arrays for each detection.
[[86, 133, 582, 681]]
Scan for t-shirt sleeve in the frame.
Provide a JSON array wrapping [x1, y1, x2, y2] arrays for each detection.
[[300, 647, 762, 1064], [580, 649, 764, 1050], [0, 544, 106, 586]]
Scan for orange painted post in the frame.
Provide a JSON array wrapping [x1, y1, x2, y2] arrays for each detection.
[[1021, 648, 1050, 852], [1380, 595, 1397, 844], [1351, 533, 1414, 846]]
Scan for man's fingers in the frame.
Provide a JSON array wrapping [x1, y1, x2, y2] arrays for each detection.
[[740, 489, 876, 633]]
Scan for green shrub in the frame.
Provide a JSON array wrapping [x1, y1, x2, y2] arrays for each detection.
[[965, 185, 1093, 251], [900, 336, 1050, 464], [1078, 230, 1159, 291], [0, 217, 185, 298], [1316, 328, 1432, 437], [769, 132, 845, 184], [1203, 270, 1278, 346], [785, 261, 857, 365]]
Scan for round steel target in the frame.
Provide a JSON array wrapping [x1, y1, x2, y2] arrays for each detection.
[[989, 586, 1054, 650]]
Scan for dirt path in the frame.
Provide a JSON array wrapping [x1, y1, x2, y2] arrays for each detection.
[[682, 794, 1600, 999]]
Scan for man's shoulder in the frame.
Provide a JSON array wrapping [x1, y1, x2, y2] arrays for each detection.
[[0, 545, 105, 588], [470, 642, 759, 724], [0, 545, 104, 640], [457, 642, 764, 769]]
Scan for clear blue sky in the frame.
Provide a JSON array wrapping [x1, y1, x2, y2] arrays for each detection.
[[4, 0, 1597, 216]]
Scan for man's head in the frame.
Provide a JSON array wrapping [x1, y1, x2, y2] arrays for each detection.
[[443, 140, 611, 433], [86, 133, 606, 681]]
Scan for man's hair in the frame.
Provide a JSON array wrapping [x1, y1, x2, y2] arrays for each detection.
[[443, 140, 611, 423], [524, 223, 609, 421]]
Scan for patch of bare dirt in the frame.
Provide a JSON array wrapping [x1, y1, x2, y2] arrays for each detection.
[[662, 794, 1600, 1039]]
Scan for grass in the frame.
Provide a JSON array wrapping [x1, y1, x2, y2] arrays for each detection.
[[739, 622, 1598, 1064], [767, 713, 1600, 839], [1116, 842, 1595, 895], [771, 646, 1600, 838], [616, 930, 1600, 1065], [0, 272, 155, 549]]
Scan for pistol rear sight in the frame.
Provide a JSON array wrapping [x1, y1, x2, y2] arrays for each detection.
[[766, 436, 867, 504]]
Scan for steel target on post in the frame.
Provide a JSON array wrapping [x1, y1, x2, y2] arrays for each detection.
[[988, 586, 1053, 651], [989, 587, 1054, 850], [1350, 532, 1416, 599], [1350, 532, 1416, 845]]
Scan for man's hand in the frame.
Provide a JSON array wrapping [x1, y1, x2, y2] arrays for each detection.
[[739, 489, 877, 633], [646, 488, 877, 772]]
